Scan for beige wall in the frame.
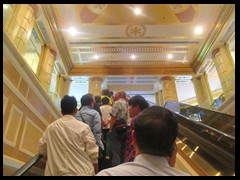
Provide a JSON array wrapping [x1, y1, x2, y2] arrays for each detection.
[[3, 30, 61, 167]]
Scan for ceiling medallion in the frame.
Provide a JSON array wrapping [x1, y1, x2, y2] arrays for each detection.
[[87, 4, 109, 14], [168, 4, 190, 13], [126, 25, 146, 38]]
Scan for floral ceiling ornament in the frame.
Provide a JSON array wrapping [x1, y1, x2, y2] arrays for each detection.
[[87, 4, 109, 14], [126, 25, 146, 38]]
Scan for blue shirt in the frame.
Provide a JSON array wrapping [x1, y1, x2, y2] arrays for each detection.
[[76, 106, 104, 150]]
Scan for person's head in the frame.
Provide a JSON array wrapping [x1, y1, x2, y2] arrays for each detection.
[[109, 91, 114, 97], [94, 95, 102, 104], [61, 95, 78, 115], [101, 89, 110, 96], [128, 95, 149, 118], [81, 94, 94, 107], [102, 96, 110, 105], [134, 106, 178, 157], [114, 90, 126, 101]]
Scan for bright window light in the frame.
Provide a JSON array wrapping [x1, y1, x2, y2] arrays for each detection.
[[3, 4, 8, 9]]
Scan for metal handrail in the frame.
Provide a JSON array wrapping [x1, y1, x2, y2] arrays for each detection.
[[12, 154, 43, 176]]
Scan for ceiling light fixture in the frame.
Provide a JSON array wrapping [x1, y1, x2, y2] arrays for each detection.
[[134, 8, 141, 15], [94, 55, 99, 59], [68, 27, 78, 36], [195, 26, 203, 35], [167, 54, 173, 59], [131, 54, 136, 59]]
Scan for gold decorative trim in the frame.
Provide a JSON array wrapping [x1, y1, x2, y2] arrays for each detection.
[[192, 4, 235, 72], [41, 4, 73, 73], [19, 117, 44, 157], [3, 155, 25, 169], [3, 104, 23, 147], [3, 95, 9, 116], [160, 76, 175, 81], [126, 25, 146, 38], [78, 47, 196, 53], [3, 74, 49, 127], [3, 29, 61, 119], [80, 61, 184, 66]]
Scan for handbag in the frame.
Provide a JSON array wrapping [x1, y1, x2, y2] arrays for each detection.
[[114, 117, 127, 132]]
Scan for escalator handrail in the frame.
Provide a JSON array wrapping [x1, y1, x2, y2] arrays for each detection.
[[164, 100, 235, 118], [171, 111, 235, 141], [12, 153, 43, 176]]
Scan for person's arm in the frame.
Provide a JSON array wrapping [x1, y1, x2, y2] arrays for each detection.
[[93, 163, 99, 174], [39, 131, 47, 157], [109, 115, 117, 132], [83, 126, 99, 173]]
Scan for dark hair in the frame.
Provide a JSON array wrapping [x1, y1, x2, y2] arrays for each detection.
[[94, 95, 102, 103], [134, 106, 178, 156], [102, 97, 110, 105], [61, 95, 77, 115], [102, 89, 110, 96], [128, 95, 149, 111], [81, 94, 94, 106]]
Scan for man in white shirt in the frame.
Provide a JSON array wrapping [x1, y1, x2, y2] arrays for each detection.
[[100, 97, 112, 160], [39, 95, 99, 176], [97, 106, 191, 176]]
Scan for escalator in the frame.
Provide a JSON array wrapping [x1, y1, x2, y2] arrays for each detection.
[[11, 101, 235, 176], [12, 154, 45, 176], [164, 100, 235, 176], [164, 100, 235, 137]]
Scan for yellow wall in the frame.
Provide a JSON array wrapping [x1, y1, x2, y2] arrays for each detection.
[[3, 30, 61, 167]]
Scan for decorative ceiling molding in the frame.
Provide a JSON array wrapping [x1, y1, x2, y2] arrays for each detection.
[[77, 47, 195, 53], [70, 65, 194, 76], [126, 25, 146, 38], [192, 4, 235, 72], [81, 61, 184, 66], [41, 4, 73, 73]]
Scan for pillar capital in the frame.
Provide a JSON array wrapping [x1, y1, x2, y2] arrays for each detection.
[[29, 4, 38, 18], [89, 77, 103, 82], [50, 49, 57, 60], [160, 76, 174, 81], [212, 48, 220, 58]]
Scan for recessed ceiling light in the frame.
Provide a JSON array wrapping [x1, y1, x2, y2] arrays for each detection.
[[167, 54, 173, 59], [195, 26, 203, 35], [134, 8, 141, 15], [131, 54, 136, 59], [94, 55, 99, 59], [68, 27, 78, 36]]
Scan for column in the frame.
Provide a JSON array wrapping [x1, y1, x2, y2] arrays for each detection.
[[4, 4, 37, 54], [154, 92, 159, 106], [155, 90, 164, 106], [88, 77, 103, 96], [37, 45, 56, 92], [212, 46, 235, 99], [158, 90, 164, 106], [57, 76, 72, 99], [192, 73, 213, 109], [160, 76, 178, 105]]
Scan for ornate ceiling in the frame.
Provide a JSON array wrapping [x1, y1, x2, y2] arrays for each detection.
[[35, 4, 234, 84]]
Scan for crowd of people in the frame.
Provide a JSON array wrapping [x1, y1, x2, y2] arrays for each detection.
[[39, 89, 190, 176]]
